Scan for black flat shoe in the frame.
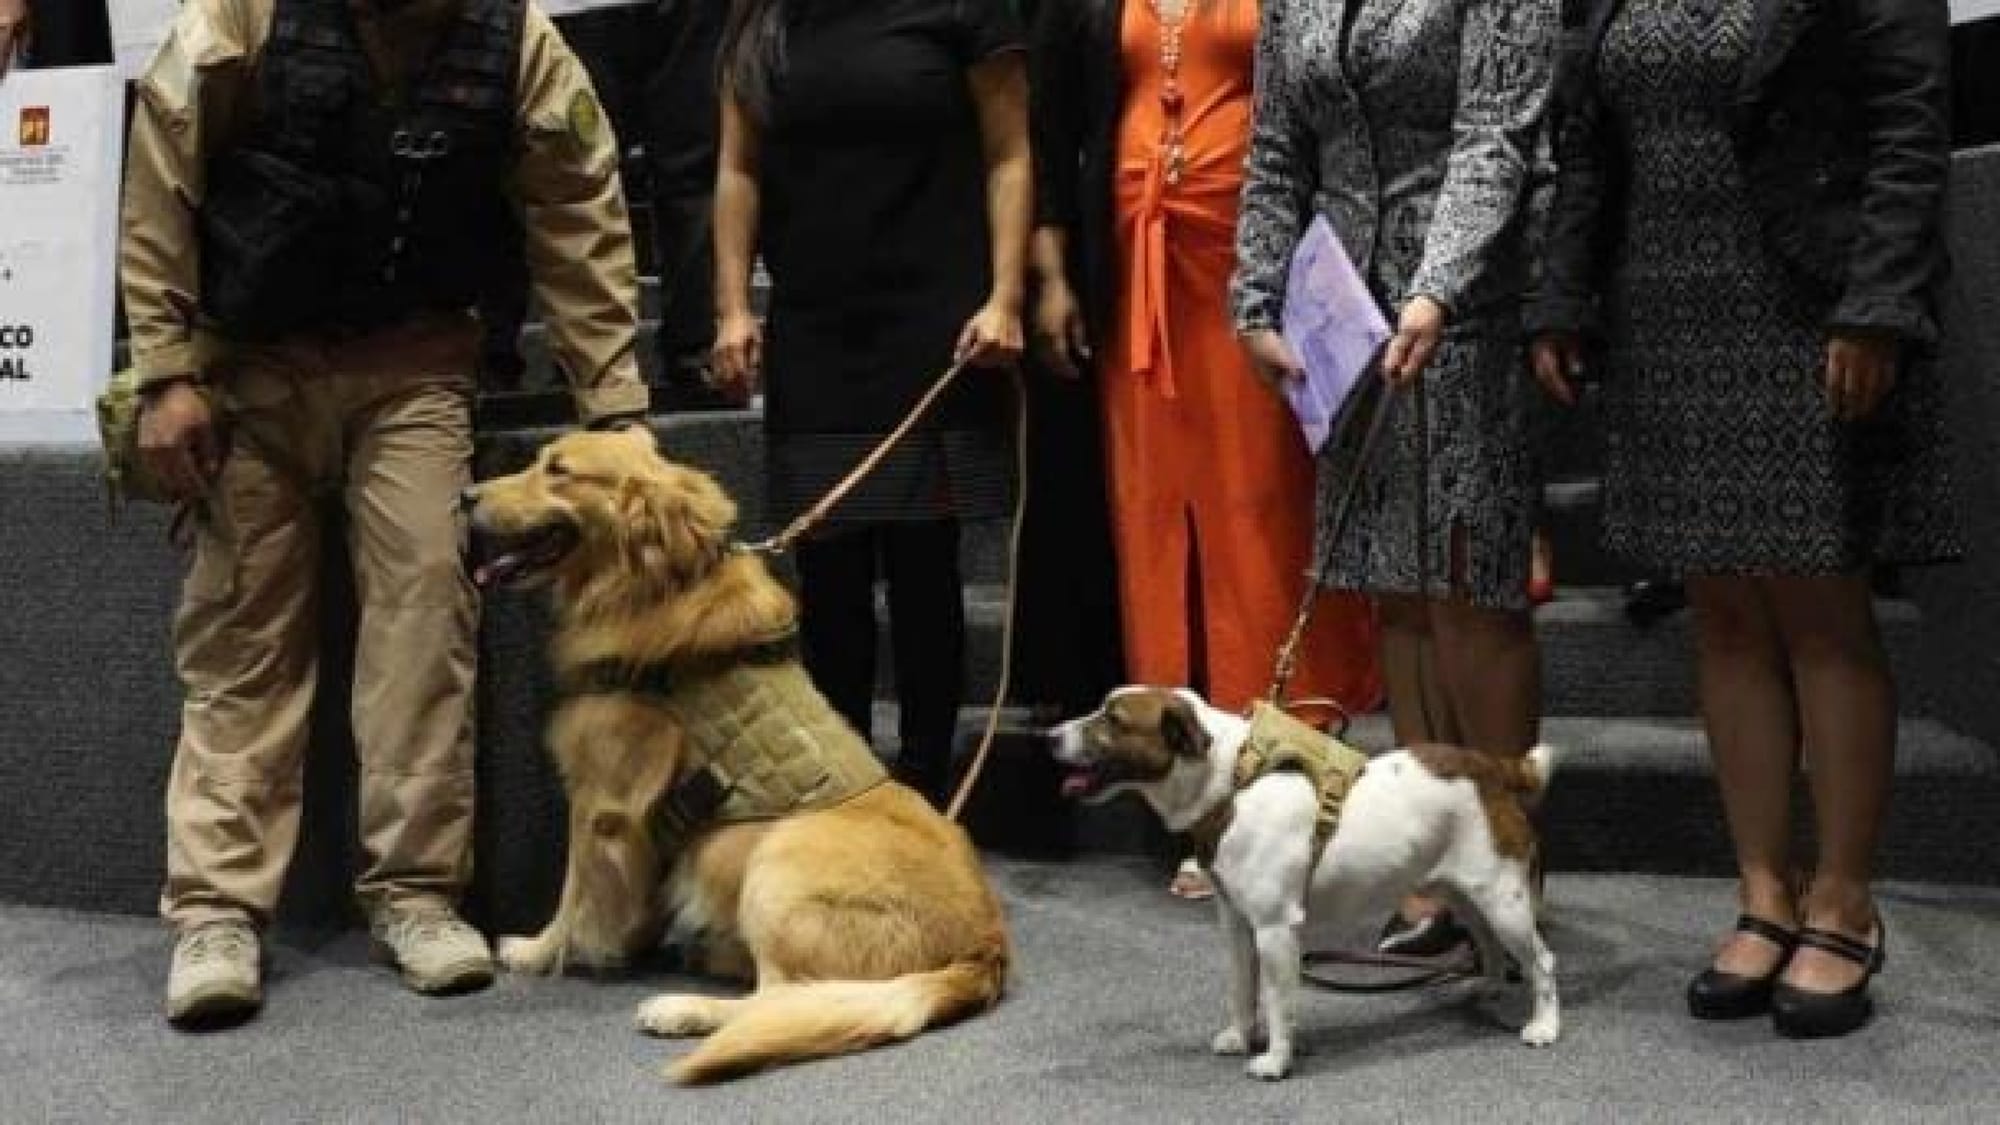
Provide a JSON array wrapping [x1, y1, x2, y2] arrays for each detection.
[[1772, 920, 1886, 1040], [1687, 915, 1798, 1020], [1623, 579, 1688, 627]]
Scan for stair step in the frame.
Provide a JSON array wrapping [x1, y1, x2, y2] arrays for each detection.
[[941, 709, 2000, 886], [1539, 478, 1635, 589], [872, 583, 1928, 720]]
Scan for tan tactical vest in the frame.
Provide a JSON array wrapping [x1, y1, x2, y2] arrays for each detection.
[[1185, 702, 1370, 873], [566, 636, 887, 847]]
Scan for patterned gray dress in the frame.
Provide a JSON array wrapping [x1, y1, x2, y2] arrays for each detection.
[[1596, 0, 1960, 573], [1233, 0, 1560, 611]]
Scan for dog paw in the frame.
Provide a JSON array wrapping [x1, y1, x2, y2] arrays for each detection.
[[1245, 1052, 1292, 1081], [1211, 1027, 1250, 1056], [496, 936, 555, 975], [1519, 1017, 1561, 1048], [635, 994, 720, 1038]]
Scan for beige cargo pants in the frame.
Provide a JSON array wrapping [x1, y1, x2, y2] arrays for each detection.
[[161, 315, 481, 931]]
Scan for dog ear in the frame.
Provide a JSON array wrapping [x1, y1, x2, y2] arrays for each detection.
[[616, 472, 733, 586], [1161, 696, 1212, 759]]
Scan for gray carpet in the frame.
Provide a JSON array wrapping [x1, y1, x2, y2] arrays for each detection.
[[4, 862, 1997, 1124]]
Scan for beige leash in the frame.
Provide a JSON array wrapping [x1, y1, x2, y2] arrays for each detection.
[[739, 358, 1027, 825]]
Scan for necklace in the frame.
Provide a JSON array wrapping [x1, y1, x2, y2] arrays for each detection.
[[1149, 0, 1190, 185]]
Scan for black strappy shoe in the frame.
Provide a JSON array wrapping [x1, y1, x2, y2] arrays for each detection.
[[1687, 915, 1799, 1020], [1771, 919, 1886, 1039]]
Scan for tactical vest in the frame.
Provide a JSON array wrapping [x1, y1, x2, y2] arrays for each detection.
[[1185, 702, 1370, 876], [198, 0, 524, 340], [566, 635, 889, 849]]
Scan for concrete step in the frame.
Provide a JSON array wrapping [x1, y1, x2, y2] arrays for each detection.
[[944, 709, 2000, 887], [886, 582, 1928, 719], [1538, 478, 1636, 589]]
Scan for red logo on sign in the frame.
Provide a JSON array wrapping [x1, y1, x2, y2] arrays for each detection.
[[18, 107, 50, 147]]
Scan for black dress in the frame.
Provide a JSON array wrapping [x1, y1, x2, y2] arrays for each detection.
[[1593, 0, 1959, 574], [759, 0, 1019, 526]]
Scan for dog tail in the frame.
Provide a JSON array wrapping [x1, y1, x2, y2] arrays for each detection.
[[667, 947, 1007, 1085]]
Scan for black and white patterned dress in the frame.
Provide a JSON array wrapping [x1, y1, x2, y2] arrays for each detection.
[[1595, 0, 1960, 573], [1233, 0, 1560, 611]]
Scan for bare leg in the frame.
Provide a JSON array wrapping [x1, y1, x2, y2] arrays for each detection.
[[1378, 594, 1461, 745], [1688, 576, 1801, 976], [1429, 597, 1541, 758], [1379, 594, 1461, 924], [1766, 572, 1893, 991]]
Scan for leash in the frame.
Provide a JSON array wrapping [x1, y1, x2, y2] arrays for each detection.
[[1249, 365, 1475, 993], [1262, 367, 1401, 734], [1301, 948, 1473, 993], [731, 355, 1025, 826], [739, 358, 974, 558]]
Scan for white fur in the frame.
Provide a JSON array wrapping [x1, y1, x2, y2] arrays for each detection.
[[1053, 688, 1561, 1079]]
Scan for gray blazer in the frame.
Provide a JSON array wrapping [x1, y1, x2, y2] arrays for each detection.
[[1231, 0, 1560, 332]]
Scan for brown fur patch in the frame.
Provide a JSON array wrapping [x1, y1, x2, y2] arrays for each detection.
[[473, 431, 1009, 1082], [1407, 743, 1543, 861], [1072, 689, 1209, 785]]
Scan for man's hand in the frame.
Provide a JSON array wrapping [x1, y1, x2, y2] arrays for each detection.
[[1383, 296, 1446, 387], [1240, 328, 1303, 390], [710, 310, 763, 403], [1033, 280, 1090, 379], [138, 381, 220, 501], [0, 0, 28, 78], [1529, 332, 1583, 406], [1825, 331, 1898, 422], [956, 298, 1024, 369]]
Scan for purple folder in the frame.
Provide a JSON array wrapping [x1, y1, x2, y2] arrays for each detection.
[[1280, 215, 1390, 455]]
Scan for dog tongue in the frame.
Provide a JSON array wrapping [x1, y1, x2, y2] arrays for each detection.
[[1060, 771, 1095, 798], [473, 553, 523, 590]]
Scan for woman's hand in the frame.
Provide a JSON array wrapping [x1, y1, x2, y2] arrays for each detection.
[[1529, 332, 1583, 406], [1240, 328, 1303, 390], [1383, 296, 1447, 387], [956, 299, 1024, 369], [1825, 332, 1898, 422], [710, 310, 764, 401], [1033, 280, 1090, 379]]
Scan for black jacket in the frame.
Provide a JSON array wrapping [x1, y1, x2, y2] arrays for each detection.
[[1530, 0, 1952, 347], [1027, 0, 1126, 345]]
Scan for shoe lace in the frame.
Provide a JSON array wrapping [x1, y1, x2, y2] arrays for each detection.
[[388, 910, 468, 948], [183, 925, 252, 966]]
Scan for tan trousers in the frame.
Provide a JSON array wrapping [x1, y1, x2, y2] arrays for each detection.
[[161, 317, 481, 931]]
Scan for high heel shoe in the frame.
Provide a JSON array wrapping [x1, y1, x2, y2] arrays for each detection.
[[1771, 919, 1886, 1039], [1687, 915, 1798, 1020]]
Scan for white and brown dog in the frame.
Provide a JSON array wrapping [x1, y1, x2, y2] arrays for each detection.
[[1051, 687, 1561, 1079]]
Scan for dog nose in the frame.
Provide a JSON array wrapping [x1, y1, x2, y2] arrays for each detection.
[[457, 486, 480, 514]]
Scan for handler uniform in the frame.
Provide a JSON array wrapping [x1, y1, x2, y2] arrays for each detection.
[[121, 0, 647, 960]]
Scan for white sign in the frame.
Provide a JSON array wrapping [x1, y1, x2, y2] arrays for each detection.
[[1956, 0, 2000, 22], [110, 0, 182, 81], [0, 65, 124, 437]]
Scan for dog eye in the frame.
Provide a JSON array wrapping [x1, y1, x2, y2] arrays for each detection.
[[544, 457, 569, 478]]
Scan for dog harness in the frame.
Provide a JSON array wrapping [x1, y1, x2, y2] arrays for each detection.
[[563, 632, 887, 849], [1184, 702, 1370, 873]]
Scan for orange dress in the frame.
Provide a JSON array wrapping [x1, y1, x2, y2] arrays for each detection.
[[1106, 0, 1380, 714]]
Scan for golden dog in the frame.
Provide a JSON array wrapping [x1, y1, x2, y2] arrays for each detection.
[[464, 428, 1009, 1083]]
